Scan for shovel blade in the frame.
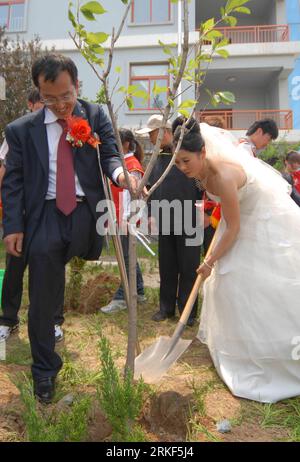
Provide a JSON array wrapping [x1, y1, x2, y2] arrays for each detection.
[[134, 336, 192, 383]]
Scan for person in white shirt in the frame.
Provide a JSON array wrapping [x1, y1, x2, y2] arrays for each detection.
[[238, 118, 278, 158]]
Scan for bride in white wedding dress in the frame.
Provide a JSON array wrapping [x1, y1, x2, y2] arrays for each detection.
[[173, 121, 300, 403]]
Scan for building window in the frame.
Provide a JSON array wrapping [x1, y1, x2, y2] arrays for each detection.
[[131, 0, 171, 24], [0, 1, 25, 32], [130, 63, 169, 111]]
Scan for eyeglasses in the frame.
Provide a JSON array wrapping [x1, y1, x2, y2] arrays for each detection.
[[40, 90, 76, 107]]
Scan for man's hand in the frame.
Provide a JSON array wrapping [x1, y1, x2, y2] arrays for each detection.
[[117, 172, 138, 194], [4, 233, 24, 257]]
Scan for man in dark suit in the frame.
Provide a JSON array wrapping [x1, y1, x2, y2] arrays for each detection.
[[1, 54, 136, 403], [137, 115, 202, 327]]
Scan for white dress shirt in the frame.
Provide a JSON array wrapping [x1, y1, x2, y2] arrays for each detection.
[[0, 138, 9, 161], [44, 108, 122, 199]]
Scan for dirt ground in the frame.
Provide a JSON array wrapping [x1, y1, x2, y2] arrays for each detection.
[[0, 266, 294, 442]]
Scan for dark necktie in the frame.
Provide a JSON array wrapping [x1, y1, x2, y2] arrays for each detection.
[[56, 119, 77, 215]]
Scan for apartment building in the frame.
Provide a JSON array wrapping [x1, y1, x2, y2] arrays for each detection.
[[1, 0, 300, 140]]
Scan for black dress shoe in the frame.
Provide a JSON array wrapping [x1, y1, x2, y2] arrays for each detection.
[[151, 311, 174, 322], [33, 376, 56, 404]]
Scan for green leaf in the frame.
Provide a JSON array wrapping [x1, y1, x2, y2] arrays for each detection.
[[126, 97, 134, 110], [81, 1, 107, 15], [225, 0, 250, 13], [218, 91, 235, 104], [215, 49, 229, 58], [117, 86, 127, 93], [131, 90, 149, 99], [121, 0, 129, 4], [234, 6, 251, 14], [202, 18, 215, 33], [168, 98, 175, 108], [179, 99, 197, 109], [115, 66, 122, 73], [90, 44, 105, 54], [152, 82, 168, 95], [86, 32, 109, 44], [178, 109, 191, 118], [68, 5, 77, 28], [127, 85, 140, 93], [223, 15, 237, 26], [205, 30, 224, 41], [215, 38, 230, 48], [81, 10, 95, 21]]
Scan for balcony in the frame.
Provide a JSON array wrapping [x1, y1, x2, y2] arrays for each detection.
[[8, 16, 25, 32], [197, 110, 293, 130], [203, 25, 290, 45]]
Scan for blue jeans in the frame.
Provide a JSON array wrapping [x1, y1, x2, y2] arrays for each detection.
[[113, 235, 145, 300]]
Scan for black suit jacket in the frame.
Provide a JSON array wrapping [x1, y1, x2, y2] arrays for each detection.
[[1, 99, 122, 260]]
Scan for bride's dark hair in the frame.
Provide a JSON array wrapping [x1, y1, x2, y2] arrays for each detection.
[[172, 116, 205, 153]]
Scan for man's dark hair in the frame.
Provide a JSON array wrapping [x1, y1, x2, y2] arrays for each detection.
[[27, 88, 41, 104], [246, 118, 278, 140], [285, 150, 300, 164], [32, 54, 78, 88]]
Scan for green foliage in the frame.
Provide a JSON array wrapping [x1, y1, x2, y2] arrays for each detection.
[[225, 0, 250, 13], [68, 1, 109, 67], [205, 89, 235, 107], [259, 141, 300, 172], [80, 1, 107, 21], [96, 84, 107, 104], [0, 28, 44, 143], [65, 257, 87, 310], [97, 335, 148, 442], [17, 374, 91, 442]]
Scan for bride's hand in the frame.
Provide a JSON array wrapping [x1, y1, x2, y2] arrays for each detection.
[[196, 262, 212, 280]]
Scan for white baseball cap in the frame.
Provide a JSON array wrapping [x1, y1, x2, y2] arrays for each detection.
[[135, 114, 172, 135]]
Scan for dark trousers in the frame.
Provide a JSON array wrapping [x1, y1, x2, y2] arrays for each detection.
[[28, 200, 101, 379], [158, 234, 201, 320], [0, 254, 64, 327], [113, 234, 144, 300]]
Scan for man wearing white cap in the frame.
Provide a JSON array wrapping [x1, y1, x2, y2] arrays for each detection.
[[136, 115, 201, 326]]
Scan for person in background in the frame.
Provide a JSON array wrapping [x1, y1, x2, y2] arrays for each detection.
[[284, 150, 300, 194], [136, 114, 201, 327], [238, 118, 278, 158], [100, 128, 146, 313], [0, 89, 64, 343]]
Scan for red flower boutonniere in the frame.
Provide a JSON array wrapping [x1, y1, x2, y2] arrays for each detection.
[[65, 116, 101, 149]]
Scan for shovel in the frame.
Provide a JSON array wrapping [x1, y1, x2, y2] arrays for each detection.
[[134, 230, 218, 383]]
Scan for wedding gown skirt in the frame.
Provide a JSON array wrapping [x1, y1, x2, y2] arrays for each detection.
[[198, 165, 300, 403]]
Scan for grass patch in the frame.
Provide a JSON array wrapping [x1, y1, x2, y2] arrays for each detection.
[[253, 397, 300, 442], [16, 374, 91, 442]]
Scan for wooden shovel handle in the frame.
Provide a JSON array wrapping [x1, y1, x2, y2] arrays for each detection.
[[178, 227, 219, 325]]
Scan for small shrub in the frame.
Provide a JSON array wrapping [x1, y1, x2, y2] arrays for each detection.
[[97, 335, 147, 442]]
